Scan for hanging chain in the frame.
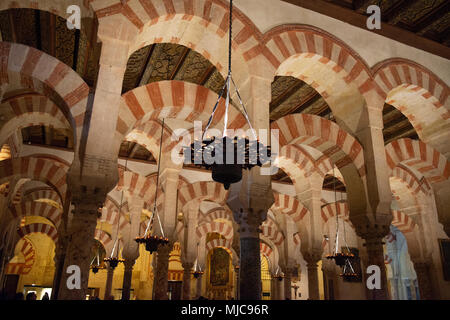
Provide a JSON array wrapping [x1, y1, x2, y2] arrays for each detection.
[[201, 0, 257, 142], [333, 166, 339, 254], [144, 118, 166, 238]]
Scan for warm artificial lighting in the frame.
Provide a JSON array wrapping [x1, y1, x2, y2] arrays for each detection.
[[135, 235, 169, 254]]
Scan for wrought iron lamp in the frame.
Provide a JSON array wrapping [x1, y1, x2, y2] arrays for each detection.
[[135, 119, 169, 253], [183, 0, 272, 190]]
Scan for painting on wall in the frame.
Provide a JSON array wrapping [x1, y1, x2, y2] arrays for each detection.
[[210, 248, 230, 286]]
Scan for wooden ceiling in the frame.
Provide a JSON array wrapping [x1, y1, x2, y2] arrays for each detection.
[[0, 8, 100, 87], [282, 0, 450, 59], [0, 8, 420, 190]]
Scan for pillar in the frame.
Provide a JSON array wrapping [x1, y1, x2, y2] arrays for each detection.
[[182, 262, 193, 300], [270, 277, 278, 300], [364, 237, 389, 299], [104, 265, 115, 300], [283, 267, 295, 299], [196, 274, 203, 299], [304, 253, 321, 300], [234, 267, 239, 300], [413, 261, 434, 300], [51, 238, 67, 300], [121, 196, 142, 300], [153, 242, 172, 300], [122, 259, 135, 300], [58, 201, 100, 300]]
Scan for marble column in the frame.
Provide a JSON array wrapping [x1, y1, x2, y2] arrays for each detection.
[[413, 261, 434, 300], [104, 265, 115, 300], [239, 235, 261, 300], [153, 242, 172, 300], [182, 262, 193, 300], [58, 201, 100, 300], [122, 259, 135, 300], [304, 253, 321, 300]]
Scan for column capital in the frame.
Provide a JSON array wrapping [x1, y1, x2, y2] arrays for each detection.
[[303, 251, 322, 266], [351, 213, 392, 240], [123, 259, 135, 271], [182, 262, 194, 271]]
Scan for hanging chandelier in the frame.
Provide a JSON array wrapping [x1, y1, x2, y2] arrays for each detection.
[[183, 0, 272, 190], [135, 119, 169, 253], [90, 241, 104, 274], [191, 245, 204, 278], [103, 159, 130, 270], [325, 167, 355, 268]]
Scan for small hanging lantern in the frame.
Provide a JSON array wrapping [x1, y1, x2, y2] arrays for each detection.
[[135, 119, 169, 253]]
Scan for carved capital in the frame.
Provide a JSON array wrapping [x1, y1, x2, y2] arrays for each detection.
[[351, 213, 392, 240]]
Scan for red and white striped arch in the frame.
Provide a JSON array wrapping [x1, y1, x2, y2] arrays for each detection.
[[261, 217, 284, 246], [17, 223, 58, 243], [0, 157, 68, 201], [391, 210, 416, 234], [117, 169, 158, 199], [94, 229, 112, 249], [0, 94, 71, 145], [392, 166, 431, 196], [94, 0, 258, 82], [272, 114, 365, 177], [0, 43, 90, 149], [178, 181, 228, 209], [260, 241, 274, 258], [22, 187, 62, 207], [100, 197, 129, 233], [374, 60, 450, 156], [5, 237, 35, 275], [116, 81, 246, 143], [9, 202, 62, 228], [196, 221, 234, 240], [385, 138, 450, 184], [200, 207, 233, 224], [321, 201, 350, 223], [275, 145, 333, 187], [374, 59, 449, 115], [272, 192, 309, 223], [262, 25, 373, 97], [124, 120, 184, 163], [205, 238, 232, 253]]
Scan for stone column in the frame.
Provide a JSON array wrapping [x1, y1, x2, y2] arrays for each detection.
[[304, 253, 321, 300], [270, 277, 278, 300], [121, 196, 142, 300], [122, 259, 135, 300], [182, 262, 193, 300], [413, 261, 434, 300], [234, 267, 239, 300], [153, 242, 172, 300], [51, 237, 68, 300], [104, 265, 115, 300], [196, 274, 203, 299], [58, 201, 101, 300], [282, 267, 295, 299], [363, 236, 389, 300], [227, 168, 274, 300]]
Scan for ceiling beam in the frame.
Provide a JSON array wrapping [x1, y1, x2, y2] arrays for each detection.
[[281, 0, 450, 60]]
